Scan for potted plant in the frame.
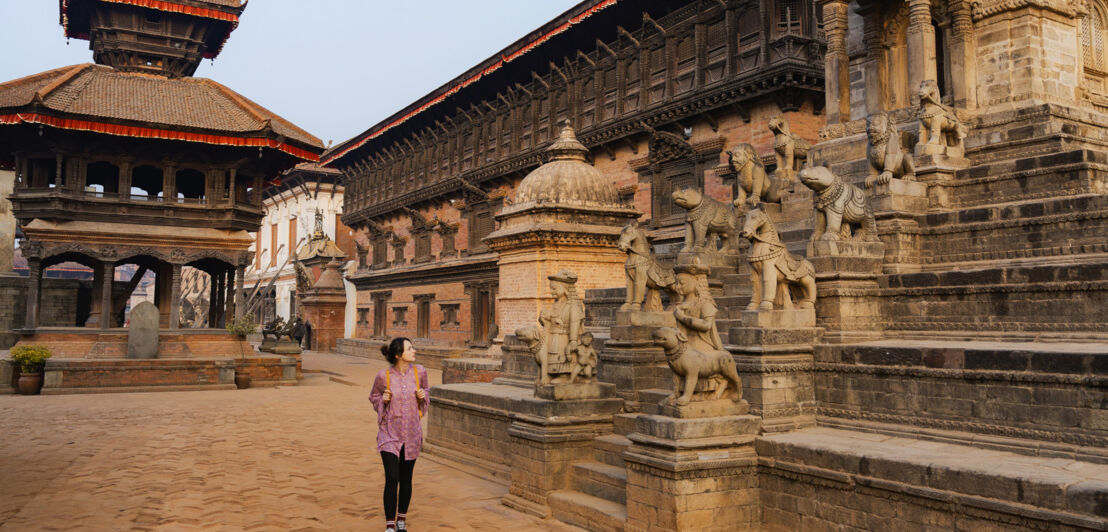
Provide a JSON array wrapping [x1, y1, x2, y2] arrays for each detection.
[[225, 314, 257, 389], [10, 344, 52, 395]]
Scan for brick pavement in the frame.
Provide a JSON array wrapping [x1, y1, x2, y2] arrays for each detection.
[[0, 351, 583, 531]]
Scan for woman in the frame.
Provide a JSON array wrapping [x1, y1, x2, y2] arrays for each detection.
[[369, 337, 429, 532]]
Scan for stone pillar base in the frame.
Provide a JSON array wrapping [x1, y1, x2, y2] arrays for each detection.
[[601, 311, 677, 411], [869, 178, 928, 274], [271, 339, 303, 355], [729, 310, 821, 433], [502, 395, 624, 517], [809, 239, 886, 342], [916, 155, 970, 212], [623, 406, 761, 531]]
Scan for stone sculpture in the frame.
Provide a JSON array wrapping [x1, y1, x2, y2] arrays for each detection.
[[672, 188, 739, 252], [293, 257, 314, 294], [618, 220, 679, 312], [727, 143, 782, 208], [798, 166, 880, 242], [917, 79, 967, 157], [671, 259, 724, 353], [261, 316, 287, 341], [740, 206, 817, 311], [652, 327, 743, 405], [864, 112, 915, 187], [517, 270, 590, 386], [769, 115, 810, 183]]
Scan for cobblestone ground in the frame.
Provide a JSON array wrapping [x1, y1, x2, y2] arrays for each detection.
[[0, 352, 583, 532]]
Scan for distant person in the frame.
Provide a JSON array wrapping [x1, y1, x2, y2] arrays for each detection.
[[369, 337, 429, 532], [291, 315, 307, 349]]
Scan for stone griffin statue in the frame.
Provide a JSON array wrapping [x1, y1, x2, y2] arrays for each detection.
[[798, 166, 880, 242], [727, 143, 783, 209], [618, 220, 680, 312], [293, 257, 314, 294], [672, 188, 739, 252], [740, 206, 817, 311], [769, 115, 810, 184], [864, 113, 915, 188], [517, 270, 590, 386], [652, 327, 743, 406], [917, 79, 968, 157]]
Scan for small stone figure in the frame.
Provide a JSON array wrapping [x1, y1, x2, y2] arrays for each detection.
[[568, 331, 597, 383], [618, 220, 680, 312], [769, 115, 810, 183], [671, 260, 724, 353], [517, 270, 589, 386], [916, 80, 967, 157], [798, 166, 880, 242], [864, 112, 915, 188], [740, 206, 817, 311], [727, 143, 782, 208], [652, 327, 743, 406], [672, 188, 739, 253]]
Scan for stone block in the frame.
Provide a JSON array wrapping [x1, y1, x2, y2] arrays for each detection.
[[634, 413, 760, 440], [126, 302, 160, 359], [869, 179, 929, 213], [535, 381, 615, 401], [652, 398, 751, 419], [614, 310, 676, 328], [740, 309, 815, 329]]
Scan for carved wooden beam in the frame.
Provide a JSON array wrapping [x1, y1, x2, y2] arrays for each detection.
[[642, 13, 666, 37], [549, 61, 568, 84], [576, 50, 596, 68], [514, 83, 532, 98], [617, 26, 640, 48], [732, 102, 751, 123], [531, 71, 550, 90], [454, 176, 489, 200], [600, 143, 616, 161], [620, 136, 639, 154], [596, 39, 617, 59]]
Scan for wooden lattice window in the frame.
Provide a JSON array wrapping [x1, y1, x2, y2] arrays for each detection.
[[1083, 1, 1108, 94], [776, 0, 803, 36]]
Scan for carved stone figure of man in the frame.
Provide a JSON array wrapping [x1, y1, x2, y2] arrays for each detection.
[[671, 261, 723, 353], [538, 270, 585, 385]]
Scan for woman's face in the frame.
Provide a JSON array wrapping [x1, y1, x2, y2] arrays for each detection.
[[400, 340, 416, 363]]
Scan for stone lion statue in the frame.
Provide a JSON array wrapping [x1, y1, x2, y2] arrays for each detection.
[[727, 143, 782, 208], [740, 207, 817, 311], [652, 327, 742, 406], [917, 79, 967, 156], [769, 115, 810, 182], [798, 166, 879, 242], [672, 188, 739, 252], [865, 113, 915, 188]]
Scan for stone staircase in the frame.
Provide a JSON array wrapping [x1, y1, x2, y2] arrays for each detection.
[[548, 416, 637, 532]]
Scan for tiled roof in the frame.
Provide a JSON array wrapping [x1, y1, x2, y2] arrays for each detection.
[[0, 64, 322, 150]]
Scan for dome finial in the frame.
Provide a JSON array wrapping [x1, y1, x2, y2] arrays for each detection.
[[546, 120, 588, 162]]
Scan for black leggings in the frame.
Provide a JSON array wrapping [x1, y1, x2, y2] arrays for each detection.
[[380, 447, 416, 520]]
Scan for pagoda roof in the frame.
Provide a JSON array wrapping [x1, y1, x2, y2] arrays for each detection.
[[0, 64, 322, 161], [60, 0, 245, 59]]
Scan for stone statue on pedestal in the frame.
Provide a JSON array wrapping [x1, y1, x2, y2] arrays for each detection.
[[727, 143, 783, 209], [864, 113, 916, 188], [798, 166, 880, 243], [652, 327, 743, 406], [671, 259, 723, 353], [769, 115, 810, 186], [672, 188, 739, 253], [517, 270, 590, 386], [916, 79, 968, 158], [740, 206, 816, 311], [618, 220, 679, 312]]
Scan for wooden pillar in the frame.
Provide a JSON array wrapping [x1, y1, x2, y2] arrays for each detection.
[[119, 159, 132, 200], [234, 264, 245, 319], [25, 258, 41, 330], [208, 269, 219, 327], [99, 261, 114, 329], [253, 175, 263, 206], [169, 263, 181, 329], [223, 269, 233, 324], [163, 164, 176, 202], [54, 154, 64, 188], [906, 0, 937, 106], [227, 168, 237, 203], [822, 1, 851, 123]]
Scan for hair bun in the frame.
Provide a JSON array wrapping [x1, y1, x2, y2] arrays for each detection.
[[380, 344, 389, 358]]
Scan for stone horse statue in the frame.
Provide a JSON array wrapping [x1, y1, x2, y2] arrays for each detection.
[[740, 207, 817, 311], [618, 220, 680, 312]]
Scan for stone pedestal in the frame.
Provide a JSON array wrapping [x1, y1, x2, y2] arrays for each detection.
[[0, 273, 25, 350], [271, 339, 302, 355], [623, 400, 761, 532], [728, 309, 821, 433], [870, 178, 928, 274], [501, 391, 623, 518], [600, 310, 676, 411], [915, 155, 970, 212], [808, 239, 885, 342]]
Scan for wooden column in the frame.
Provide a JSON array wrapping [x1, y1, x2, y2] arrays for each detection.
[[208, 269, 219, 327], [822, 0, 851, 123], [169, 264, 181, 329], [223, 269, 233, 324], [25, 258, 41, 330], [99, 261, 114, 329], [906, 0, 937, 106], [234, 265, 245, 319]]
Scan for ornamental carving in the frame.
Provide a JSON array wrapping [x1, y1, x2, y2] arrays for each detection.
[[647, 128, 696, 165], [970, 0, 1086, 21]]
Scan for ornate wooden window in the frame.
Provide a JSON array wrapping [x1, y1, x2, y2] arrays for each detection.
[[413, 227, 432, 264], [439, 303, 460, 328], [392, 305, 408, 328], [776, 0, 803, 37], [1083, 1, 1108, 93], [465, 200, 497, 255], [414, 294, 434, 338]]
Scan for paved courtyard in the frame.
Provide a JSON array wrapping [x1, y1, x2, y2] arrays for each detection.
[[0, 352, 583, 531]]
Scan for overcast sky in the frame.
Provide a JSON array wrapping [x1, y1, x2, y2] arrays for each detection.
[[0, 0, 581, 148]]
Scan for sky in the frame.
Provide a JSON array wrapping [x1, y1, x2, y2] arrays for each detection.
[[0, 0, 582, 148]]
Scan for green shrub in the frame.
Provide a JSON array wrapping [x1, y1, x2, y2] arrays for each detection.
[[225, 314, 257, 337], [10, 344, 52, 373]]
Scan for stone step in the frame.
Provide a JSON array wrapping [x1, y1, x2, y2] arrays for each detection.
[[948, 149, 1108, 209], [593, 434, 632, 468], [613, 413, 639, 436], [548, 490, 627, 532], [570, 461, 628, 505]]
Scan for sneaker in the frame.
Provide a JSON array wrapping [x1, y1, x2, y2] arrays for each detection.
[[397, 522, 407, 531], [385, 528, 396, 532]]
